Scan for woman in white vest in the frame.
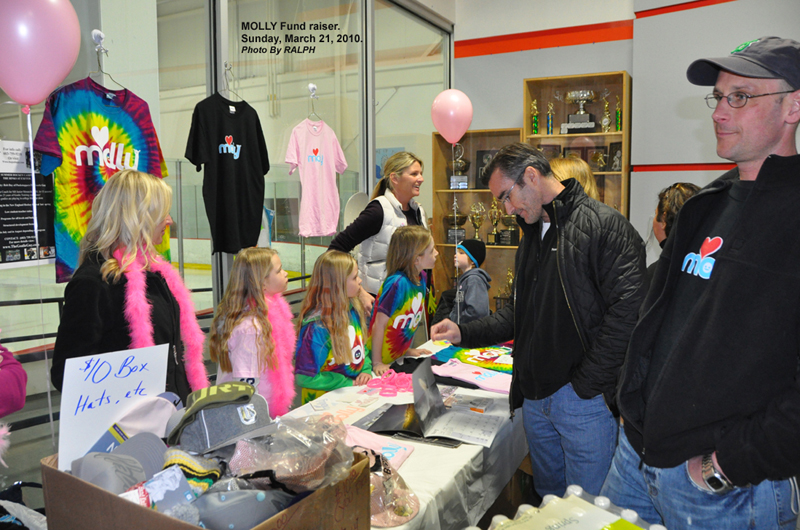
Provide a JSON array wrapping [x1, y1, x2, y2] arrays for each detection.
[[329, 152, 428, 304]]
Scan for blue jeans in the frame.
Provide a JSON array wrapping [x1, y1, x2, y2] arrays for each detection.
[[522, 383, 617, 497], [601, 425, 798, 529]]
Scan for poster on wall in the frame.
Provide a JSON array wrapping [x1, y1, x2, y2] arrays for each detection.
[[375, 147, 405, 187], [0, 141, 55, 269]]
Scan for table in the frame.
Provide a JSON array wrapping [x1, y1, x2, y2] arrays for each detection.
[[286, 385, 527, 530]]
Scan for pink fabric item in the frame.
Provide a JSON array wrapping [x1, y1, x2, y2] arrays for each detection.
[[432, 359, 511, 394], [285, 119, 347, 237], [0, 344, 26, 419], [261, 293, 296, 417], [115, 249, 210, 392], [345, 425, 414, 469]]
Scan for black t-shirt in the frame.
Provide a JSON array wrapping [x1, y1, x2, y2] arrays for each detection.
[[643, 180, 754, 401], [185, 93, 270, 254]]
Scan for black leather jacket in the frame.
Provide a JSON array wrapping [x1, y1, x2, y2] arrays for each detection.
[[460, 179, 647, 414]]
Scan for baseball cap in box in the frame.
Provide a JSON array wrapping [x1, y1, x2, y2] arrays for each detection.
[[687, 36, 800, 90], [71, 432, 168, 494], [177, 392, 277, 454], [167, 382, 256, 446]]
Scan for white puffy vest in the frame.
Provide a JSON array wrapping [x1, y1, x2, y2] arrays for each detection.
[[358, 190, 427, 294]]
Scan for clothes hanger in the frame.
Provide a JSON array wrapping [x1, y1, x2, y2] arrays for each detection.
[[89, 29, 126, 91], [221, 61, 243, 102], [307, 83, 322, 121]]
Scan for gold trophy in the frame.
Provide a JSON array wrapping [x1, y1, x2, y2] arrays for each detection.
[[469, 202, 486, 240], [448, 143, 470, 189], [531, 99, 539, 135], [494, 268, 515, 310], [601, 96, 612, 133], [444, 198, 467, 244], [487, 197, 502, 245], [499, 213, 520, 246]]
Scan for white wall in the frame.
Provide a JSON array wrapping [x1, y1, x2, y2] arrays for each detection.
[[455, 0, 633, 41]]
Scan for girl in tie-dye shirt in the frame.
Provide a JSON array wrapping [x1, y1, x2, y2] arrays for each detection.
[[295, 251, 372, 404], [369, 226, 439, 376]]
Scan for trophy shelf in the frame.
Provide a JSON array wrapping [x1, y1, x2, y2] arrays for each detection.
[[524, 70, 632, 217], [432, 127, 524, 303]]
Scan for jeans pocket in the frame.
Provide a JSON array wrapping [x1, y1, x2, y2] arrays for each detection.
[[683, 461, 717, 496]]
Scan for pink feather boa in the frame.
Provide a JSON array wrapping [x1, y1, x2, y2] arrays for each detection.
[[114, 249, 209, 392], [261, 293, 297, 417]]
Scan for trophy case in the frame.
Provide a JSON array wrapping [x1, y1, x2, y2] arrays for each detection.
[[524, 71, 632, 216], [432, 128, 524, 303]]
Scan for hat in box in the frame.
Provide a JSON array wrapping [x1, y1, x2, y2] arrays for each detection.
[[177, 392, 276, 454], [116, 396, 178, 438], [71, 432, 167, 494], [192, 489, 295, 530], [167, 382, 255, 446]]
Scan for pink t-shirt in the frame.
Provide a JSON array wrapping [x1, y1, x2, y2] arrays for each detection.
[[285, 119, 348, 237], [431, 359, 512, 394], [216, 317, 273, 407]]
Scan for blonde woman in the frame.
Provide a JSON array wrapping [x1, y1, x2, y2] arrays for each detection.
[[329, 152, 428, 303], [550, 156, 601, 201], [368, 226, 438, 376], [52, 170, 209, 403], [294, 251, 372, 404], [209, 247, 296, 416]]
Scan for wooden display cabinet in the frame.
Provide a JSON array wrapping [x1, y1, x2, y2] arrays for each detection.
[[432, 128, 523, 305], [523, 71, 632, 216]]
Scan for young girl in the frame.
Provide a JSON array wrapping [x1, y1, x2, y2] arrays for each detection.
[[368, 226, 438, 376], [209, 247, 296, 417], [295, 251, 372, 404]]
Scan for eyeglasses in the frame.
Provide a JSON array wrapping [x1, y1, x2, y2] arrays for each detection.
[[499, 180, 518, 204], [704, 90, 794, 109]]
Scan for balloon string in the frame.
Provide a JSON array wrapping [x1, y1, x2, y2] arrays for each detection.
[[24, 107, 57, 450]]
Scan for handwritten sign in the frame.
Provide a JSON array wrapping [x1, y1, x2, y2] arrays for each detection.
[[58, 344, 168, 470]]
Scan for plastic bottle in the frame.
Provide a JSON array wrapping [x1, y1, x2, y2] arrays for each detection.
[[593, 495, 611, 509], [565, 484, 584, 497], [620, 508, 639, 523]]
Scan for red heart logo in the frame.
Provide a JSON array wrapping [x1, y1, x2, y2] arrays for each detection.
[[472, 371, 481, 376], [313, 148, 319, 156], [699, 236, 723, 258], [225, 135, 233, 145]]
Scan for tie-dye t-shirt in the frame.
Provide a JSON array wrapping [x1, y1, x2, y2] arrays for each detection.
[[368, 271, 427, 364], [33, 77, 168, 282], [295, 307, 370, 379]]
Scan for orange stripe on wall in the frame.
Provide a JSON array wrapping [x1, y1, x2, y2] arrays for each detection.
[[454, 20, 633, 59], [636, 0, 737, 19], [633, 163, 736, 172]]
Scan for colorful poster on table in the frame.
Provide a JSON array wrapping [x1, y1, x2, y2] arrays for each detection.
[[433, 341, 513, 375]]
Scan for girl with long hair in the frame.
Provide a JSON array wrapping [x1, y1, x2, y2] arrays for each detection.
[[368, 226, 438, 376], [294, 251, 372, 404], [209, 247, 296, 417]]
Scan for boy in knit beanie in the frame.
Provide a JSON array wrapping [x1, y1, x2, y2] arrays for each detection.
[[449, 239, 491, 325]]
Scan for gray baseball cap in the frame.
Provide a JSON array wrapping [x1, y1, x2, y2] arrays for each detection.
[[687, 36, 800, 89], [178, 393, 277, 454]]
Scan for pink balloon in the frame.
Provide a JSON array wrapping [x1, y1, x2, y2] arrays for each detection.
[[0, 0, 81, 106], [431, 89, 473, 144]]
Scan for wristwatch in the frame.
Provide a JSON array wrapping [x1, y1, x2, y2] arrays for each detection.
[[701, 453, 733, 494]]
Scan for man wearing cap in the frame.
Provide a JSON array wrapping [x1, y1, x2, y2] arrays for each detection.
[[432, 142, 647, 498], [602, 37, 800, 528]]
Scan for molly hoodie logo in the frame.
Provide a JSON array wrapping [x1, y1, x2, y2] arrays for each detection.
[[74, 126, 140, 170], [307, 148, 323, 165], [681, 236, 722, 280], [219, 135, 241, 159]]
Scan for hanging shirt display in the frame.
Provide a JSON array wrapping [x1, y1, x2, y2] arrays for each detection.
[[285, 119, 347, 237], [185, 93, 270, 254], [33, 77, 168, 283]]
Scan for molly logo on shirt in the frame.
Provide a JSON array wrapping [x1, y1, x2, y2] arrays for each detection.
[[74, 126, 140, 170], [219, 135, 241, 159], [681, 236, 722, 280], [391, 293, 424, 330], [307, 148, 323, 165]]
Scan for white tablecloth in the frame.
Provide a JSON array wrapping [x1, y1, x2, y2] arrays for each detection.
[[286, 385, 527, 530]]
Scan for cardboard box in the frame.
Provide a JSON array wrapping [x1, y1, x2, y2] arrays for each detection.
[[41, 452, 370, 530]]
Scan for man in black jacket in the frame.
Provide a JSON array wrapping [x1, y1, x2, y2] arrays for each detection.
[[602, 37, 800, 529], [432, 143, 646, 498]]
